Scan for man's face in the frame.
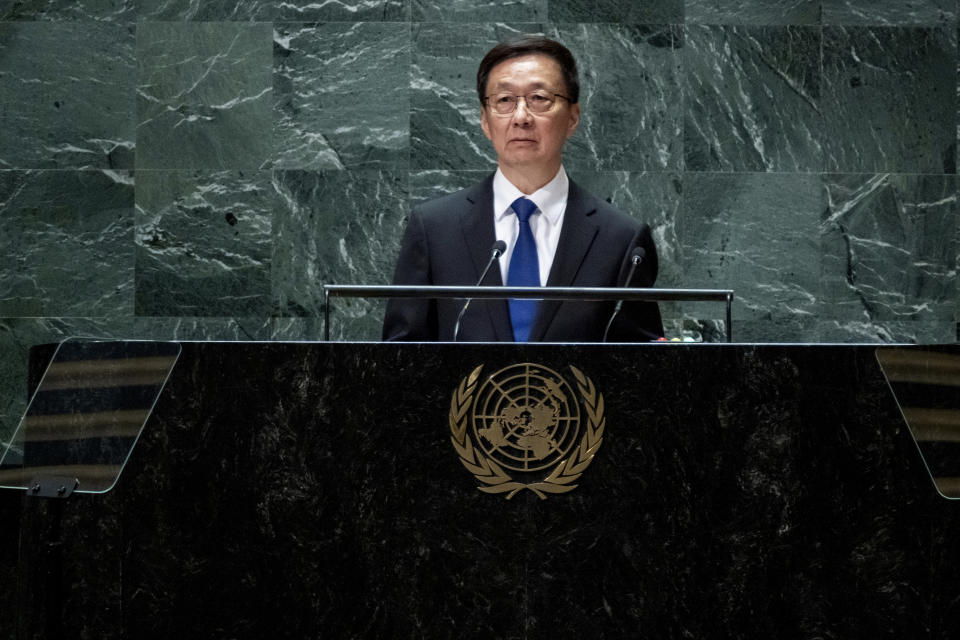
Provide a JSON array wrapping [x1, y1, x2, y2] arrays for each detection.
[[480, 54, 580, 177]]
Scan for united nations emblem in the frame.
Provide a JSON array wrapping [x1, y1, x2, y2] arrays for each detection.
[[448, 363, 605, 499]]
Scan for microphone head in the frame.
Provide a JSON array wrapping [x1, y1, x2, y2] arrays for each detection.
[[492, 240, 507, 258], [630, 246, 646, 264]]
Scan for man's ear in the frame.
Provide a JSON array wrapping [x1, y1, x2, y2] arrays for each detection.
[[480, 107, 492, 141], [566, 103, 580, 139]]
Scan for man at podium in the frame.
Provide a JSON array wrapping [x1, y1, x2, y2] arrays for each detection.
[[383, 36, 664, 343]]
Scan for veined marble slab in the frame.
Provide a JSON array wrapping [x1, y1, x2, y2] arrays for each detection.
[[137, 0, 273, 21], [821, 26, 956, 173], [135, 170, 274, 317], [686, 0, 819, 25], [684, 25, 821, 172], [413, 0, 545, 21], [0, 22, 134, 169], [276, 0, 408, 21], [821, 0, 954, 25], [271, 169, 408, 339], [559, 23, 684, 172], [0, 0, 136, 21], [677, 172, 823, 341], [0, 170, 134, 317], [273, 22, 410, 170], [549, 0, 682, 22], [136, 22, 273, 170], [820, 173, 957, 325]]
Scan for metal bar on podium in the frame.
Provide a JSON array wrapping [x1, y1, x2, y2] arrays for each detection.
[[322, 284, 734, 343]]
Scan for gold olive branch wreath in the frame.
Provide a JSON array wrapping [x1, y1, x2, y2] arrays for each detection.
[[448, 364, 605, 500]]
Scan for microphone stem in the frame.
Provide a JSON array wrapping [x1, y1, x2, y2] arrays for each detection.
[[453, 248, 503, 341], [602, 254, 641, 343]]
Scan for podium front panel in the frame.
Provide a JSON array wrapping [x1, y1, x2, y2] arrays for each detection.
[[6, 342, 959, 639]]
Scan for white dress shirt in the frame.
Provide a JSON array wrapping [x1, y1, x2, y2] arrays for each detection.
[[492, 166, 568, 286]]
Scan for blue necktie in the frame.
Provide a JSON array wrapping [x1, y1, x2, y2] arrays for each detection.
[[507, 197, 540, 342]]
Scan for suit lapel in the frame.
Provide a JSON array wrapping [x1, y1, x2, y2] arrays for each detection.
[[460, 175, 513, 341], [528, 179, 599, 341]]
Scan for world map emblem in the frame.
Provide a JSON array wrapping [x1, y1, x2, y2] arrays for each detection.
[[448, 363, 605, 499]]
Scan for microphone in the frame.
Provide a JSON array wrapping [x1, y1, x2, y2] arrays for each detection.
[[453, 240, 507, 341], [602, 246, 645, 343]]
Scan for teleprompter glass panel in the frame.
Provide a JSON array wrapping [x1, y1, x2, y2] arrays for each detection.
[[0, 339, 180, 494], [876, 345, 960, 500]]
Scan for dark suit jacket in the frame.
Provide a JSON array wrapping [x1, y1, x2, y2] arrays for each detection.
[[382, 174, 663, 342]]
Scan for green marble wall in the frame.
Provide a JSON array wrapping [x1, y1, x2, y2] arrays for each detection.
[[1, 0, 958, 444]]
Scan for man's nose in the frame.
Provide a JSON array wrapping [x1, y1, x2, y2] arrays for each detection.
[[511, 97, 534, 125]]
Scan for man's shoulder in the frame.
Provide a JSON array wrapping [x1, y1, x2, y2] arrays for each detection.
[[413, 174, 494, 221]]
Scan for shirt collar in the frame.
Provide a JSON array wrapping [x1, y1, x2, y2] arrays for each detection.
[[493, 166, 568, 224]]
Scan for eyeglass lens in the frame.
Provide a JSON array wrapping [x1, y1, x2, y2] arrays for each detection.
[[490, 92, 558, 114]]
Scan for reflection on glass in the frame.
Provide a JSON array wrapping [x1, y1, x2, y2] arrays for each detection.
[[876, 346, 960, 499], [0, 339, 180, 494]]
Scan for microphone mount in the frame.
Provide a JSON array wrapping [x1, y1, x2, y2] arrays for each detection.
[[602, 246, 647, 342], [453, 240, 507, 341]]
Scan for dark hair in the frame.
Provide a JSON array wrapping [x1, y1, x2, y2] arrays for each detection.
[[476, 36, 580, 106]]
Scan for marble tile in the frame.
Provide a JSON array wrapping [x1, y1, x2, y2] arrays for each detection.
[[677, 172, 824, 342], [0, 170, 135, 317], [0, 22, 134, 169], [410, 23, 683, 172], [548, 0, 683, 22], [684, 25, 822, 172], [558, 24, 684, 172], [136, 22, 273, 170], [685, 0, 820, 25], [135, 170, 274, 317], [137, 0, 274, 20], [822, 0, 955, 25], [821, 27, 956, 173], [820, 174, 957, 329], [273, 23, 410, 171], [0, 0, 136, 21], [136, 171, 276, 317], [412, 0, 545, 21], [275, 0, 409, 21], [271, 170, 409, 340]]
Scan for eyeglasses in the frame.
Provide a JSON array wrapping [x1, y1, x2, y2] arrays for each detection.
[[484, 91, 571, 115]]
